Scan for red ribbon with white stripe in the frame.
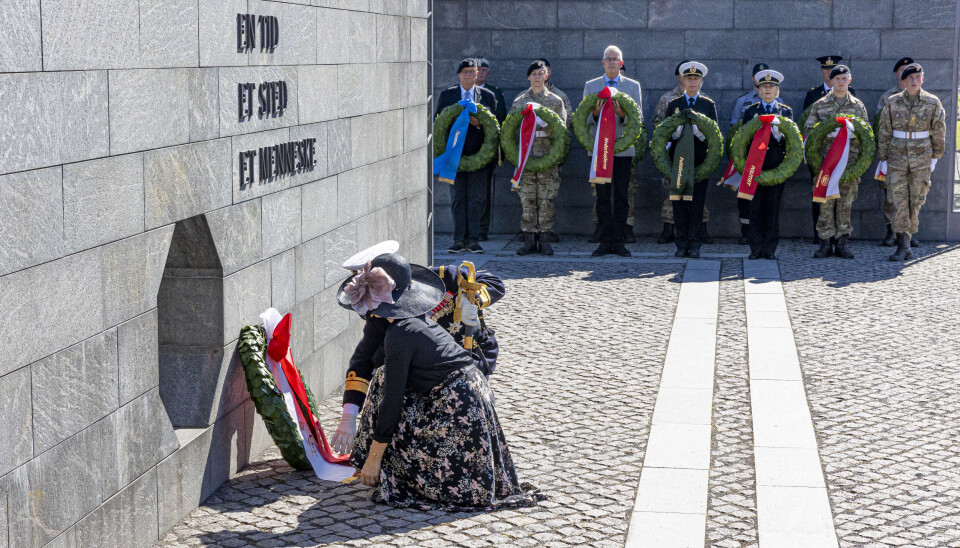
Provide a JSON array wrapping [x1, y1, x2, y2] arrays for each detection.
[[589, 87, 617, 183], [813, 116, 853, 203], [510, 103, 543, 189]]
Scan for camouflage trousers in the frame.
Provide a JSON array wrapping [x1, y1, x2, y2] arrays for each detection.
[[887, 166, 931, 235], [816, 177, 859, 239], [661, 179, 709, 223], [880, 185, 895, 225], [518, 167, 560, 233], [592, 174, 636, 226]]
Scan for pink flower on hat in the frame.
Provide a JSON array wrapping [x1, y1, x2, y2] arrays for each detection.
[[343, 261, 396, 315]]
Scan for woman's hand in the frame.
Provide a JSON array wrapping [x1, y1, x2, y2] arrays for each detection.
[[360, 441, 387, 487]]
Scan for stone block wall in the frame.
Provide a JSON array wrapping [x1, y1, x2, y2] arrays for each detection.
[[433, 0, 960, 241], [0, 0, 431, 546]]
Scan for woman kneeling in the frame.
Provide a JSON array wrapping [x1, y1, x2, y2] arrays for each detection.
[[337, 252, 542, 510]]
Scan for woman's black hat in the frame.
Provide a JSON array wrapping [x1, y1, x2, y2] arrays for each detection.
[[337, 253, 445, 319]]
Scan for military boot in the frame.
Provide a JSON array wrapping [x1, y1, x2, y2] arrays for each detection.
[[910, 236, 920, 247], [889, 233, 912, 261], [588, 224, 601, 243], [539, 233, 554, 256], [835, 236, 854, 259], [813, 238, 832, 258], [657, 223, 675, 244], [881, 224, 895, 246], [516, 232, 537, 255]]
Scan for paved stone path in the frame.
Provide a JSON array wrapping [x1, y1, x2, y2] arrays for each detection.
[[157, 235, 960, 547]]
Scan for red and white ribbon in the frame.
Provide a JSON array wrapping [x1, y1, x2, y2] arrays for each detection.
[[589, 87, 618, 183], [874, 160, 887, 182], [261, 308, 355, 481], [510, 102, 547, 189], [813, 116, 853, 203], [720, 159, 741, 190]]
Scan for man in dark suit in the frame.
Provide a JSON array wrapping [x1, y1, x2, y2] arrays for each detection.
[[435, 58, 499, 253], [802, 55, 857, 244], [742, 70, 793, 261], [665, 62, 719, 259], [475, 56, 507, 242]]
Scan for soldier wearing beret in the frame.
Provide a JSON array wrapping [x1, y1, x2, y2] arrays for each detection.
[[511, 60, 568, 255], [805, 65, 869, 259], [876, 64, 946, 261], [803, 56, 858, 245], [742, 70, 793, 260], [665, 62, 719, 259], [651, 60, 711, 246], [875, 56, 915, 246], [475, 57, 507, 243]]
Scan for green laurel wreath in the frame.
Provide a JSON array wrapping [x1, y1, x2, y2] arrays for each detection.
[[650, 109, 724, 181], [433, 103, 501, 173], [572, 92, 645, 157], [239, 324, 322, 471], [501, 104, 571, 173], [804, 115, 876, 183], [730, 115, 804, 186]]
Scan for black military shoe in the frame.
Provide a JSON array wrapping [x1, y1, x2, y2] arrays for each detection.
[[763, 252, 778, 260], [910, 237, 920, 247], [467, 241, 484, 254], [813, 239, 832, 258], [889, 233, 912, 262], [699, 225, 714, 245], [674, 248, 687, 258], [748, 251, 762, 260], [623, 224, 637, 243], [835, 236, 854, 259], [448, 240, 467, 253], [612, 243, 631, 257], [592, 243, 613, 257], [539, 233, 554, 256], [516, 233, 537, 256], [881, 224, 895, 246], [588, 224, 602, 243], [657, 223, 675, 244], [687, 249, 701, 259]]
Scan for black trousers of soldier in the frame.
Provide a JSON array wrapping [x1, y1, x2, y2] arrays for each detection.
[[450, 170, 487, 244], [738, 198, 750, 236], [672, 179, 709, 252], [595, 156, 632, 244], [479, 162, 495, 237], [748, 184, 784, 255]]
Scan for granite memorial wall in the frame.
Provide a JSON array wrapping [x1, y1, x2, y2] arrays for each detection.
[[0, 0, 431, 546], [433, 0, 960, 240]]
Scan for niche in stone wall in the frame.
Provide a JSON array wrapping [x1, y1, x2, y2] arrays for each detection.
[[156, 214, 226, 428]]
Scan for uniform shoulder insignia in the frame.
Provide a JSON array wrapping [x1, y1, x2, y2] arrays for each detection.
[[780, 103, 792, 110]]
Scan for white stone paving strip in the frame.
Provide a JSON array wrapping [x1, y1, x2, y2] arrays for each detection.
[[625, 260, 720, 548], [743, 260, 839, 548]]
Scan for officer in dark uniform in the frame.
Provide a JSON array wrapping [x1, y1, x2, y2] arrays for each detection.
[[476, 56, 507, 242], [665, 61, 719, 259], [742, 70, 793, 260], [802, 56, 857, 244]]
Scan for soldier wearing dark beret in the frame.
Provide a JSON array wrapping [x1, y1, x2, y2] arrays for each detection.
[[875, 56, 915, 246]]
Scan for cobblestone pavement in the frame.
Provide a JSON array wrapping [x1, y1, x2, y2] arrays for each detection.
[[158, 235, 960, 547], [157, 258, 684, 547]]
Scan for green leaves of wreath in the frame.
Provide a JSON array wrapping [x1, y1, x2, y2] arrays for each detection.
[[501, 105, 571, 173], [238, 325, 322, 471], [572, 92, 646, 158], [804, 115, 876, 183], [730, 115, 804, 186], [433, 104, 500, 173], [650, 110, 724, 181]]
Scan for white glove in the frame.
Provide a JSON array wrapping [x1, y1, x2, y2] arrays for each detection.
[[878, 160, 888, 173], [671, 125, 684, 140], [691, 124, 705, 141], [930, 159, 937, 172], [826, 128, 840, 139], [770, 125, 783, 142], [331, 404, 359, 455], [460, 299, 479, 327], [665, 142, 672, 150]]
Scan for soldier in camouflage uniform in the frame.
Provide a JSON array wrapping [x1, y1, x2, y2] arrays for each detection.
[[512, 60, 567, 256], [804, 65, 870, 259], [650, 61, 711, 245], [875, 57, 914, 246], [876, 63, 946, 261]]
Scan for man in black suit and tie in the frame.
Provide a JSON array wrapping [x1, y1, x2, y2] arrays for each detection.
[[435, 59, 499, 253]]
